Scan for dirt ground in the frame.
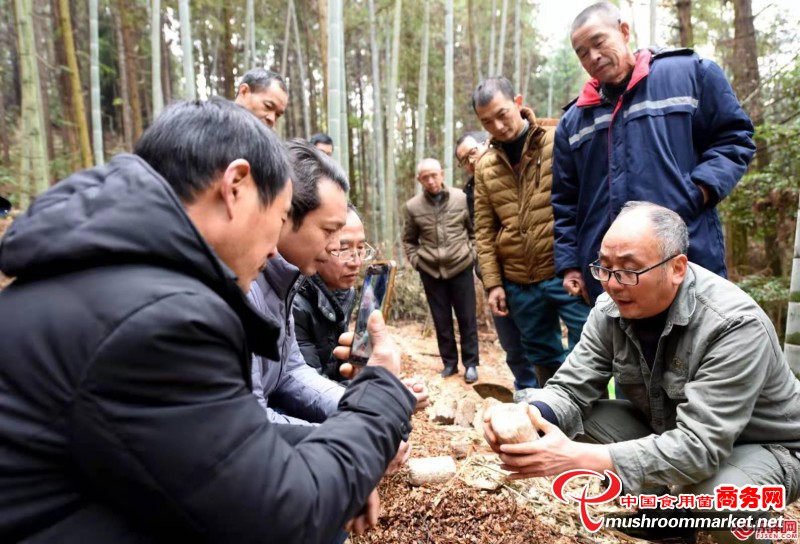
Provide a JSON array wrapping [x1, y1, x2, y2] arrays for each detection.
[[350, 320, 800, 544]]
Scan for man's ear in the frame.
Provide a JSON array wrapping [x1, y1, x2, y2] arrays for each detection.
[[238, 83, 250, 99], [514, 94, 523, 107], [671, 254, 689, 285], [620, 21, 631, 44], [220, 159, 252, 220]]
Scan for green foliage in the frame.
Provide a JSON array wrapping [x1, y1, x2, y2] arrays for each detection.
[[736, 274, 790, 306]]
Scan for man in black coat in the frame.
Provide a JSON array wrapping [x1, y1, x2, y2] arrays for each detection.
[[294, 205, 370, 382], [0, 99, 415, 544]]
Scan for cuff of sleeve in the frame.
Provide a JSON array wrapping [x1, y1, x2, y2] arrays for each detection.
[[341, 366, 415, 441], [531, 401, 559, 426]]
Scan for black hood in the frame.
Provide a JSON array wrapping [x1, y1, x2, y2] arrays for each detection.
[[0, 153, 279, 358]]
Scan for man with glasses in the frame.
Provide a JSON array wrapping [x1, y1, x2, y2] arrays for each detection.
[[489, 202, 800, 543], [294, 204, 375, 382], [403, 158, 480, 383]]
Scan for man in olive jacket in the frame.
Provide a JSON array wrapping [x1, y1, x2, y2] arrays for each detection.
[[0, 99, 415, 544], [403, 158, 479, 383], [472, 77, 590, 390]]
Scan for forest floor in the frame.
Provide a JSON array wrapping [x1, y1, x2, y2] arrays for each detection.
[[349, 320, 800, 544]]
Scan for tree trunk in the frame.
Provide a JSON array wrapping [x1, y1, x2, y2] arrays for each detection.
[[488, 0, 496, 76], [113, 11, 132, 150], [179, 0, 196, 99], [15, 0, 50, 203], [119, 3, 143, 141], [33, 0, 54, 176], [281, 0, 292, 77], [338, 3, 349, 178], [444, 0, 454, 187], [649, 0, 657, 46], [675, 0, 693, 48], [151, 0, 163, 118], [327, 0, 341, 160], [245, 0, 256, 66], [496, 0, 508, 76], [785, 190, 800, 375], [513, 0, 521, 91], [56, 0, 92, 168], [318, 0, 329, 120], [384, 0, 402, 257], [161, 12, 172, 105], [219, 6, 235, 100], [291, 0, 311, 138], [414, 0, 430, 170], [367, 0, 386, 249], [52, 0, 81, 170], [90, 0, 103, 163]]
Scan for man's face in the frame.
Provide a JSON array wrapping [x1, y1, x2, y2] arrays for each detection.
[[278, 178, 348, 276], [235, 81, 288, 128], [317, 210, 367, 290], [417, 161, 445, 195], [475, 91, 525, 143], [598, 215, 685, 319], [456, 136, 488, 176], [314, 142, 334, 156], [571, 15, 635, 85], [220, 177, 292, 292]]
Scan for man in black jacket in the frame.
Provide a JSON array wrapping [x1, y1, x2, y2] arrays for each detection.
[[294, 204, 371, 381], [0, 99, 415, 544]]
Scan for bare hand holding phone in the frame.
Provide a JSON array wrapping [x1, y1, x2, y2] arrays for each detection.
[[333, 310, 400, 377]]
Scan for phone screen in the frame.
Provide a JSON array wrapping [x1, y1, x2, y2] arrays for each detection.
[[350, 260, 396, 365]]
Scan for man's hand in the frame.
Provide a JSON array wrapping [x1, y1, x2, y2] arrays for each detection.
[[487, 286, 509, 316], [697, 183, 710, 206], [488, 405, 613, 479], [344, 489, 380, 535], [562, 269, 589, 305], [334, 310, 400, 377], [402, 377, 429, 411], [385, 440, 412, 475]]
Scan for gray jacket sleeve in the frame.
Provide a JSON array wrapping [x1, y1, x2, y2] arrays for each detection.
[[270, 313, 345, 423]]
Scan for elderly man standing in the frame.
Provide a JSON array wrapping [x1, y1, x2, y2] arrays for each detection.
[[488, 202, 800, 543], [403, 158, 479, 383], [552, 2, 755, 304]]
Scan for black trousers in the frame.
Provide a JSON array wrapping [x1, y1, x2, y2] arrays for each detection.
[[419, 265, 479, 370]]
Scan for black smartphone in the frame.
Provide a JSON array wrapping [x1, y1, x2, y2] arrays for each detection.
[[349, 260, 397, 366]]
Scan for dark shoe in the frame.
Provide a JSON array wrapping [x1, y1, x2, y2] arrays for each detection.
[[440, 366, 458, 378], [464, 366, 478, 384], [607, 508, 696, 543]]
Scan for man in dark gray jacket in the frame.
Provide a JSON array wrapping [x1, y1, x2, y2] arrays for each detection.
[[0, 99, 415, 543], [487, 202, 800, 543]]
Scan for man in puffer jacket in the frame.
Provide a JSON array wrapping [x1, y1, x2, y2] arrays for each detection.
[[0, 99, 416, 543], [472, 77, 590, 390]]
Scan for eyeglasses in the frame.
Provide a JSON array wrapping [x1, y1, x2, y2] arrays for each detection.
[[457, 146, 481, 169], [328, 243, 376, 263], [589, 254, 679, 286]]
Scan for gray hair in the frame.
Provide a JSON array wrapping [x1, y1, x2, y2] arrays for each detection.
[[617, 201, 689, 258], [570, 2, 621, 34]]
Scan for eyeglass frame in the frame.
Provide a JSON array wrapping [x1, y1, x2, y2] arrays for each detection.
[[589, 254, 680, 286], [328, 242, 376, 263], [456, 145, 481, 169]]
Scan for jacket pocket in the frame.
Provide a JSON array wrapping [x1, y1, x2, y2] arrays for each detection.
[[662, 357, 689, 400]]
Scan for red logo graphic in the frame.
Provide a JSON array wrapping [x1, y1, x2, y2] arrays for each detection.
[[551, 470, 623, 532], [730, 527, 755, 541]]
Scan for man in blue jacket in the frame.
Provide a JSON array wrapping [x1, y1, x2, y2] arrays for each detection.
[[552, 1, 756, 304]]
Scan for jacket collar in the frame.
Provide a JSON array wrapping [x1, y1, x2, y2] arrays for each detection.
[[487, 106, 544, 149], [575, 49, 653, 108], [423, 185, 450, 204], [263, 252, 303, 302], [597, 263, 696, 328]]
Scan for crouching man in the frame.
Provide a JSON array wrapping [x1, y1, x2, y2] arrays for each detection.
[[485, 202, 800, 543]]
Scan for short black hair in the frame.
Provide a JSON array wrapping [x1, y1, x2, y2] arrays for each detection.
[[237, 68, 288, 96], [570, 2, 621, 34], [472, 77, 515, 113], [134, 98, 290, 206], [286, 139, 349, 230], [455, 130, 489, 157], [310, 133, 334, 148]]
